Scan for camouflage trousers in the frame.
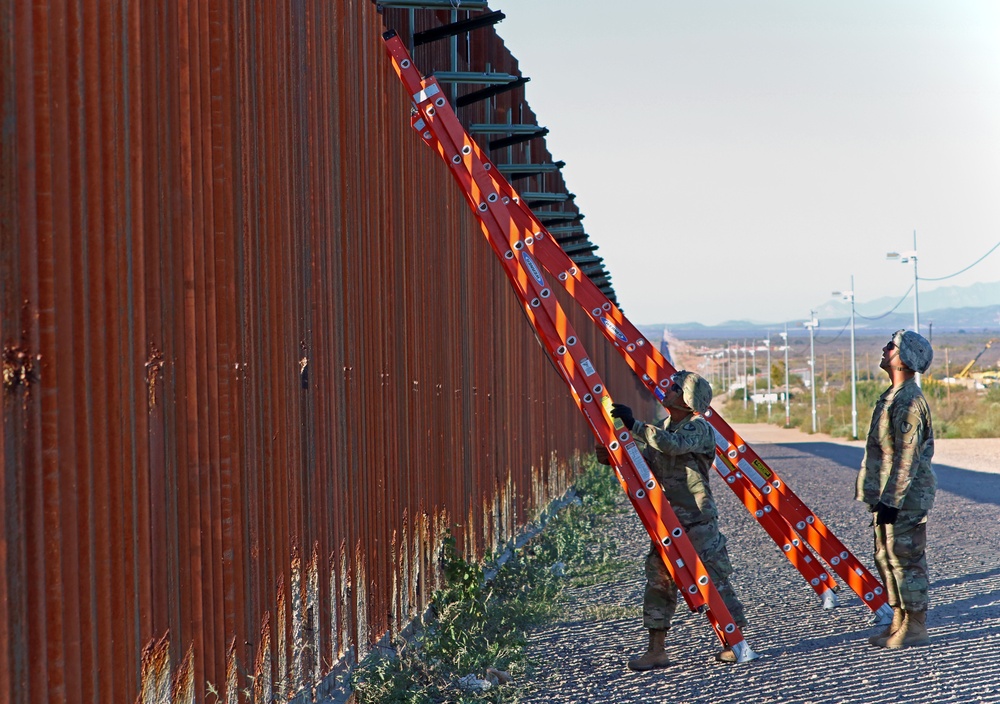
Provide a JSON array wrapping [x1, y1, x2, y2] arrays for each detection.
[[642, 519, 747, 630], [873, 509, 930, 612]]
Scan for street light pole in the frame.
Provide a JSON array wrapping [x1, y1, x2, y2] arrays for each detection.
[[725, 342, 731, 393], [765, 333, 772, 420], [849, 278, 858, 439], [833, 277, 859, 439], [912, 230, 921, 335], [742, 339, 748, 410], [780, 326, 790, 426], [751, 341, 758, 419], [804, 312, 819, 433], [886, 230, 922, 385]]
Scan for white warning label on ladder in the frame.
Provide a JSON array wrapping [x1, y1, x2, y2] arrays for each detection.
[[713, 456, 733, 477], [625, 443, 654, 485], [738, 458, 766, 488], [413, 82, 440, 104]]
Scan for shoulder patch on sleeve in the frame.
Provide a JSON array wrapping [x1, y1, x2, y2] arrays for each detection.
[[684, 422, 696, 431]]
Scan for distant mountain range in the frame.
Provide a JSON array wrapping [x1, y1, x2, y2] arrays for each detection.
[[655, 281, 1000, 338], [817, 280, 1000, 320]]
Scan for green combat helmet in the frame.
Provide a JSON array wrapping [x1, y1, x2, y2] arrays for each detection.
[[672, 370, 713, 414], [892, 329, 933, 374]]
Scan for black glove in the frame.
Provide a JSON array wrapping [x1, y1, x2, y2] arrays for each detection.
[[875, 502, 899, 525], [595, 444, 612, 466], [610, 403, 635, 430]]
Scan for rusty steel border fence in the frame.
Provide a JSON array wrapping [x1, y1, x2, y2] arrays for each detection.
[[0, 2, 644, 702]]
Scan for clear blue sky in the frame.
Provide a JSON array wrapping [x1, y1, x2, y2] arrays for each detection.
[[492, 1, 1000, 325]]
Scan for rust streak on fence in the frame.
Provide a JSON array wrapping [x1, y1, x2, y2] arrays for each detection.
[[0, 2, 644, 702]]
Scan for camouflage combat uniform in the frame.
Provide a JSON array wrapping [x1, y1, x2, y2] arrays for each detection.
[[856, 377, 936, 612], [632, 414, 747, 630]]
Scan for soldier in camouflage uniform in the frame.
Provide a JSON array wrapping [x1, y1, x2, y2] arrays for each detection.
[[600, 371, 747, 670], [857, 329, 935, 649]]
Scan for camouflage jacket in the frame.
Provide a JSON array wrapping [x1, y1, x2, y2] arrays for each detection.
[[856, 377, 936, 510], [633, 413, 718, 526]]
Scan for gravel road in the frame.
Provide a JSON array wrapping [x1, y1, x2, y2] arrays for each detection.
[[522, 424, 1000, 704]]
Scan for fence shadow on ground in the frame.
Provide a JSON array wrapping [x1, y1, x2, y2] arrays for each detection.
[[770, 442, 1000, 508]]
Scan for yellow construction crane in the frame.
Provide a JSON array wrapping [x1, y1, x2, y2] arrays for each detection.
[[956, 339, 995, 378]]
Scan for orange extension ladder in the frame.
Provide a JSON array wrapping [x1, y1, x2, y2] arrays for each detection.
[[382, 31, 893, 647]]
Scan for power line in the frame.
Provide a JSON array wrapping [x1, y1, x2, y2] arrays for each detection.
[[918, 240, 1000, 282], [815, 319, 851, 345], [855, 285, 914, 321]]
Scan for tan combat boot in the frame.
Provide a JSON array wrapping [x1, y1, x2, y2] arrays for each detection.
[[627, 629, 671, 671], [868, 606, 904, 647], [884, 610, 929, 649], [715, 647, 736, 663]]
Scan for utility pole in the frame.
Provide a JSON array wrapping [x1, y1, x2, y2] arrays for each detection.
[[886, 231, 921, 385], [765, 332, 772, 421], [742, 339, 748, 410], [751, 341, 758, 419], [804, 312, 819, 433], [780, 326, 790, 427], [945, 348, 951, 401], [833, 277, 859, 439], [912, 230, 920, 336]]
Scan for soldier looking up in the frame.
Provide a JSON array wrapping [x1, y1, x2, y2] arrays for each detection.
[[599, 370, 748, 670], [857, 329, 936, 649]]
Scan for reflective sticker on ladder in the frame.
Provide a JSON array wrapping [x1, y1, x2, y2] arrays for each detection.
[[625, 443, 654, 485], [738, 458, 766, 488], [712, 427, 728, 451], [414, 83, 440, 103], [713, 456, 733, 477]]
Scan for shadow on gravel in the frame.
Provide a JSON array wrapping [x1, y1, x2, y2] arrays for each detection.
[[773, 442, 864, 470], [931, 565, 1000, 592], [933, 465, 1000, 507], [770, 442, 1000, 508]]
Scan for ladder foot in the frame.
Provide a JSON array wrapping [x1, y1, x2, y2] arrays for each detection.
[[869, 603, 895, 626], [720, 641, 759, 664], [821, 589, 839, 610]]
